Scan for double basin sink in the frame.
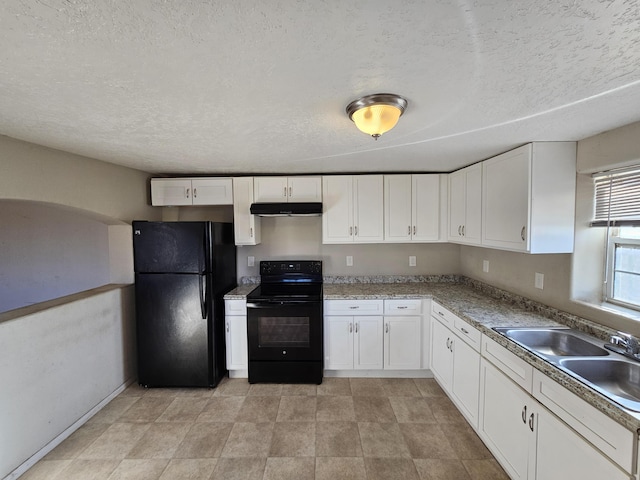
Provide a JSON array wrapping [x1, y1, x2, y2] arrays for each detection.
[[493, 327, 640, 412]]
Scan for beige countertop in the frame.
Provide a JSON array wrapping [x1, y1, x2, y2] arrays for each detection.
[[225, 279, 640, 431]]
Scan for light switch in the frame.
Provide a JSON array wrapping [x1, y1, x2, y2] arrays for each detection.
[[409, 256, 416, 267], [483, 260, 489, 273], [346, 255, 353, 266], [535, 272, 544, 290], [247, 256, 255, 267]]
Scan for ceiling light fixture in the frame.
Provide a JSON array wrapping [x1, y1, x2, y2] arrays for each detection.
[[346, 93, 408, 140]]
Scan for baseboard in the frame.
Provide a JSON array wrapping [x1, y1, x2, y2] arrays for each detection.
[[4, 378, 135, 480], [324, 369, 434, 378]]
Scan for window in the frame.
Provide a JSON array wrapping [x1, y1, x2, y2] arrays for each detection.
[[592, 168, 640, 311]]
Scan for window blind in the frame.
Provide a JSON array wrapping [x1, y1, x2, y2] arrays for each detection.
[[591, 167, 640, 227]]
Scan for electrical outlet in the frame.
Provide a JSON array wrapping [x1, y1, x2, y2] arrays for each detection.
[[535, 272, 544, 290], [346, 255, 353, 267], [483, 260, 489, 273], [409, 256, 416, 267], [247, 256, 255, 267]]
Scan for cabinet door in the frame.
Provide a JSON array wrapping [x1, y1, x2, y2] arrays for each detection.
[[448, 170, 466, 241], [384, 316, 421, 369], [322, 176, 354, 243], [479, 360, 534, 480], [451, 337, 481, 428], [288, 177, 322, 202], [233, 177, 261, 245], [430, 317, 453, 390], [192, 178, 233, 205], [535, 406, 628, 480], [412, 174, 441, 242], [353, 175, 384, 243], [225, 315, 248, 370], [482, 146, 530, 251], [384, 175, 412, 242], [354, 316, 383, 369], [324, 316, 354, 370], [463, 163, 482, 244], [151, 178, 193, 206], [253, 177, 288, 202]]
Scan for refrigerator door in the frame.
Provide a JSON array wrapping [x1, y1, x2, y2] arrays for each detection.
[[133, 221, 210, 273], [135, 273, 212, 387]]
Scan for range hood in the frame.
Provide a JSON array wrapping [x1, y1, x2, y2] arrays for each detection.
[[250, 202, 322, 217]]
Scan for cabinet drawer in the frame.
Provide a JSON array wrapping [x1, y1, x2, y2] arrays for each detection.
[[384, 299, 422, 315], [324, 300, 384, 315], [224, 299, 247, 315], [453, 317, 481, 351], [481, 335, 533, 392], [532, 370, 634, 473], [431, 301, 456, 327]]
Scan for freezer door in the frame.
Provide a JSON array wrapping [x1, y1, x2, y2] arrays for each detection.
[[133, 221, 209, 273], [135, 273, 212, 387]]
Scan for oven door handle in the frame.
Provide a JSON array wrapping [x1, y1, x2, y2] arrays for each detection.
[[246, 301, 312, 308]]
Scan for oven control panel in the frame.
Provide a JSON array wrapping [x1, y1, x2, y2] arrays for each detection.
[[260, 260, 322, 276]]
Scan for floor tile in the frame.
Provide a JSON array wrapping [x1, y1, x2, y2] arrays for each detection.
[[358, 422, 411, 458], [235, 395, 280, 422], [414, 459, 472, 480], [262, 457, 315, 480], [157, 458, 217, 480], [350, 378, 386, 396], [315, 457, 367, 480], [19, 460, 71, 480], [117, 397, 173, 423], [126, 422, 191, 459], [446, 422, 493, 460], [399, 423, 458, 459], [269, 421, 316, 456], [155, 397, 208, 422], [316, 421, 363, 457], [88, 397, 141, 424], [106, 459, 168, 480], [57, 459, 120, 480], [212, 378, 251, 396], [414, 378, 447, 397], [316, 395, 356, 421], [363, 458, 420, 480], [210, 457, 266, 480], [196, 396, 245, 422], [353, 396, 397, 422], [282, 383, 317, 395], [247, 383, 283, 396], [317, 377, 351, 395], [220, 422, 274, 457], [79, 423, 151, 460], [462, 459, 510, 480], [45, 423, 110, 459], [276, 395, 317, 421], [118, 383, 148, 398], [173, 422, 233, 458], [381, 378, 422, 396], [429, 396, 468, 424], [389, 396, 437, 423]]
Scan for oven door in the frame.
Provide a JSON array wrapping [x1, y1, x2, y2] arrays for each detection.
[[246, 301, 323, 361]]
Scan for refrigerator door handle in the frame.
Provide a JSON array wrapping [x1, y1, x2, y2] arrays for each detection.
[[199, 275, 207, 319]]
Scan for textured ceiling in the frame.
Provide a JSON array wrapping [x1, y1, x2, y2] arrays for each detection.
[[1, 1, 640, 175]]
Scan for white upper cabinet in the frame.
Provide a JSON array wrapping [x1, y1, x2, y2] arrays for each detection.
[[384, 174, 446, 243], [448, 164, 482, 245], [322, 175, 384, 244], [232, 177, 261, 245], [151, 178, 233, 206], [253, 176, 322, 203], [482, 142, 576, 253]]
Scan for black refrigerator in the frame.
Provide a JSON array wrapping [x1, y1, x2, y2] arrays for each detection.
[[132, 221, 237, 388]]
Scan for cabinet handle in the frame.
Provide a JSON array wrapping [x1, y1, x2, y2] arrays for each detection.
[[284, 186, 287, 197], [226, 322, 230, 333], [186, 188, 190, 199], [521, 405, 527, 424], [349, 306, 359, 309], [462, 225, 465, 236], [349, 323, 353, 333], [521, 226, 526, 241], [355, 322, 359, 333], [193, 188, 197, 198], [289, 186, 292, 197], [450, 340, 454, 352], [528, 412, 535, 432], [397, 306, 408, 309], [458, 225, 461, 236], [250, 227, 253, 238], [350, 226, 353, 236], [385, 323, 389, 334], [460, 327, 469, 334], [438, 311, 444, 317], [446, 338, 450, 349], [413, 226, 416, 235], [355, 226, 358, 236], [408, 225, 411, 235]]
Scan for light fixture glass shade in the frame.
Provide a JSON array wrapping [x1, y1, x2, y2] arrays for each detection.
[[346, 93, 407, 139]]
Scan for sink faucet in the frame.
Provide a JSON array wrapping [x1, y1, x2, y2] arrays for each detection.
[[610, 332, 640, 357]]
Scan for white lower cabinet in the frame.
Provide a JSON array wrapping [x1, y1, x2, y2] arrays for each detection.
[[224, 299, 248, 375], [430, 302, 481, 428], [384, 315, 421, 370], [478, 336, 632, 480], [324, 315, 383, 370]]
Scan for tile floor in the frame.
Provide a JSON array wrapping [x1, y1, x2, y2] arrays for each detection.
[[21, 377, 509, 480]]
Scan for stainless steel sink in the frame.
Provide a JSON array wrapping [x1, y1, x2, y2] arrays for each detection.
[[560, 358, 640, 412], [493, 327, 609, 357]]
